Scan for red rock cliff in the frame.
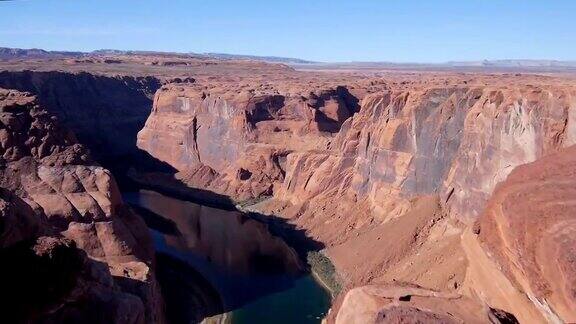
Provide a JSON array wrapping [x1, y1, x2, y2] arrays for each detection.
[[137, 74, 576, 322], [478, 145, 576, 323], [0, 89, 165, 323]]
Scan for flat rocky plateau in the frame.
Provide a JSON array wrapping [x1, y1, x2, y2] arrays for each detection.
[[0, 53, 575, 323]]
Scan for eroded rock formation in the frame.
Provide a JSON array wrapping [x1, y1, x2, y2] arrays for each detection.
[[136, 72, 576, 323], [334, 284, 490, 324], [136, 82, 361, 201], [0, 89, 164, 323], [478, 145, 576, 323]]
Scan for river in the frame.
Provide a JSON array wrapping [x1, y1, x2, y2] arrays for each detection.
[[123, 189, 331, 324]]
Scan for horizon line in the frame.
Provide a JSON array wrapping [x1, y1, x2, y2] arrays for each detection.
[[1, 46, 576, 66]]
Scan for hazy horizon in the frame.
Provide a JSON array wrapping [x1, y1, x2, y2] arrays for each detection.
[[4, 46, 576, 65], [1, 0, 575, 63]]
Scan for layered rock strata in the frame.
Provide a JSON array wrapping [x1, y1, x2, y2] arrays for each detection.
[[137, 75, 576, 322], [0, 89, 164, 323], [137, 82, 361, 201], [478, 145, 576, 323]]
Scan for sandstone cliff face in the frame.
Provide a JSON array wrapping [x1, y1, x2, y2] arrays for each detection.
[[279, 85, 575, 222], [137, 83, 360, 201], [137, 79, 576, 226], [478, 145, 576, 323], [276, 83, 575, 322], [136, 75, 576, 322], [0, 89, 164, 323]]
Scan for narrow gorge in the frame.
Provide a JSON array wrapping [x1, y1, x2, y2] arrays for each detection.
[[0, 55, 575, 323]]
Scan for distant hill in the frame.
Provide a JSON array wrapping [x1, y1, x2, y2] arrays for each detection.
[[291, 59, 576, 73], [293, 59, 576, 68], [446, 59, 576, 68], [0, 47, 83, 59], [202, 53, 316, 64], [1, 47, 574, 71], [0, 47, 315, 64], [91, 49, 205, 59]]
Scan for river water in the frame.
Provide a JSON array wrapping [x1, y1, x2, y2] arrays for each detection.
[[123, 190, 331, 324]]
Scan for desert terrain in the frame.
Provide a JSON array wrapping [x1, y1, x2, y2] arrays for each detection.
[[0, 49, 575, 323]]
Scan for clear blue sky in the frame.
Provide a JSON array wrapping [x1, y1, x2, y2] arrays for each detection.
[[0, 0, 574, 62]]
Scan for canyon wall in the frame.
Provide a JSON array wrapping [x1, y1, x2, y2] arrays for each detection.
[[277, 85, 575, 222], [137, 83, 360, 201], [0, 89, 165, 323], [1, 59, 574, 323], [137, 76, 576, 323], [138, 80, 576, 224], [0, 70, 161, 161]]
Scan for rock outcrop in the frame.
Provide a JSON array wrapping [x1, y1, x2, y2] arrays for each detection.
[[136, 82, 360, 201], [0, 70, 161, 161], [478, 145, 576, 323], [0, 89, 164, 323], [334, 284, 496, 324]]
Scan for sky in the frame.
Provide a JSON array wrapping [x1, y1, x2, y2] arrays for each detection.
[[0, 0, 574, 63]]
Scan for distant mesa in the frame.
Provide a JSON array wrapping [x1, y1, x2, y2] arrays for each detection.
[[2, 47, 576, 71], [0, 47, 315, 64]]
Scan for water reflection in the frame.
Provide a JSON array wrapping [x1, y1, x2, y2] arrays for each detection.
[[126, 190, 301, 276], [124, 190, 330, 324]]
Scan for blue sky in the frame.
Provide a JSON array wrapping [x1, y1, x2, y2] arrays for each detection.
[[0, 0, 574, 62]]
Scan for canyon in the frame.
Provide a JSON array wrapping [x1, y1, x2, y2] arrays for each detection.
[[0, 52, 575, 323]]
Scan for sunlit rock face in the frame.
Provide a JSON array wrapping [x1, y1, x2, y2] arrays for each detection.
[[277, 86, 575, 222], [335, 285, 490, 324], [136, 82, 360, 201], [479, 145, 576, 323], [138, 79, 575, 223], [137, 73, 576, 323]]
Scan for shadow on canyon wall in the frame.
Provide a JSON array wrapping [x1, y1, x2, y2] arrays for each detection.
[[245, 210, 326, 260], [0, 70, 329, 323], [0, 70, 161, 162], [0, 237, 163, 324], [314, 85, 361, 133]]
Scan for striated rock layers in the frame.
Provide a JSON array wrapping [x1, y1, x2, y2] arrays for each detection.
[[478, 145, 576, 323], [137, 74, 576, 323], [0, 89, 164, 323], [137, 82, 361, 201], [139, 77, 576, 219]]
